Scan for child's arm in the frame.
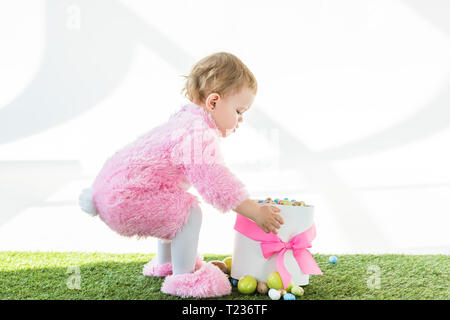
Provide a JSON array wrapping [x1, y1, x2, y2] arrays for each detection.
[[233, 199, 284, 234]]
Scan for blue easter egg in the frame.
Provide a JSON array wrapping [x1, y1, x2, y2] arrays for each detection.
[[283, 293, 296, 300], [283, 197, 289, 200], [291, 199, 296, 202], [329, 256, 338, 264], [274, 200, 279, 204], [230, 277, 239, 287]]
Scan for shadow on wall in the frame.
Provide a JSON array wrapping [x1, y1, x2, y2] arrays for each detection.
[[0, 0, 449, 251], [0, 0, 194, 146], [0, 161, 81, 226]]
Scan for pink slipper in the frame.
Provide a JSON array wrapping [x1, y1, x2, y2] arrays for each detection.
[[160, 262, 231, 298], [142, 255, 204, 277]]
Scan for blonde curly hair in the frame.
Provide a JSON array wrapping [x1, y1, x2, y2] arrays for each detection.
[[181, 52, 257, 104]]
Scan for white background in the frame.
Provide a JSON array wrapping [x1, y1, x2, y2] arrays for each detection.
[[0, 0, 449, 255]]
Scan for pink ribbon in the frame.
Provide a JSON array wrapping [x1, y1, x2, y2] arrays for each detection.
[[234, 214, 323, 289]]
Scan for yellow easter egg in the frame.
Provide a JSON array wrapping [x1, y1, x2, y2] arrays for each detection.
[[223, 256, 232, 273]]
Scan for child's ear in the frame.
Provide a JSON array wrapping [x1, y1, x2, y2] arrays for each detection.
[[205, 92, 220, 111]]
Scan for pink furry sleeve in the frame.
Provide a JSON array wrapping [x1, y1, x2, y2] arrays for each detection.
[[171, 128, 249, 213]]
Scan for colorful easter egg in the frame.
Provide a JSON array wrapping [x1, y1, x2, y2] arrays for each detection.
[[267, 272, 283, 290], [268, 288, 281, 300], [209, 260, 228, 274], [223, 257, 232, 272], [257, 281, 269, 294], [238, 275, 257, 294], [230, 277, 238, 287], [283, 293, 296, 300], [286, 282, 293, 293], [329, 256, 338, 264], [291, 285, 304, 296]]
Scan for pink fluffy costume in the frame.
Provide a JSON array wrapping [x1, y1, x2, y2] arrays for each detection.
[[79, 103, 249, 298]]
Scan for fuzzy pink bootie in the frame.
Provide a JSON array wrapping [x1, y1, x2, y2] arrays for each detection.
[[142, 255, 204, 277], [160, 262, 231, 298]]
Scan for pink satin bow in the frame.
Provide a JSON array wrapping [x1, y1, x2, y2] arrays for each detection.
[[234, 214, 323, 289]]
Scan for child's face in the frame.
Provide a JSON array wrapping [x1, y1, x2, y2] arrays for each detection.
[[205, 87, 255, 137]]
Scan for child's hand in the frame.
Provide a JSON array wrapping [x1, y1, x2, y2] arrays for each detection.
[[254, 205, 284, 234]]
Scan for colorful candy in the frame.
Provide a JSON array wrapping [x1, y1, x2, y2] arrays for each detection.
[[256, 197, 308, 206]]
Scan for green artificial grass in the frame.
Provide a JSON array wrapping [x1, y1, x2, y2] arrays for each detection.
[[0, 252, 448, 300]]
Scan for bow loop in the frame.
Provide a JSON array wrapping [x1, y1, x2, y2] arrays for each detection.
[[259, 241, 284, 259]]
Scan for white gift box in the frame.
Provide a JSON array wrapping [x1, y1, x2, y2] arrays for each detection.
[[231, 203, 315, 286]]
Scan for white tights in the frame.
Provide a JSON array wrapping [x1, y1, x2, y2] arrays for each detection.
[[156, 203, 202, 275]]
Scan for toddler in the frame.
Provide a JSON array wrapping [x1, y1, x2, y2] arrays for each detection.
[[79, 52, 284, 298]]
